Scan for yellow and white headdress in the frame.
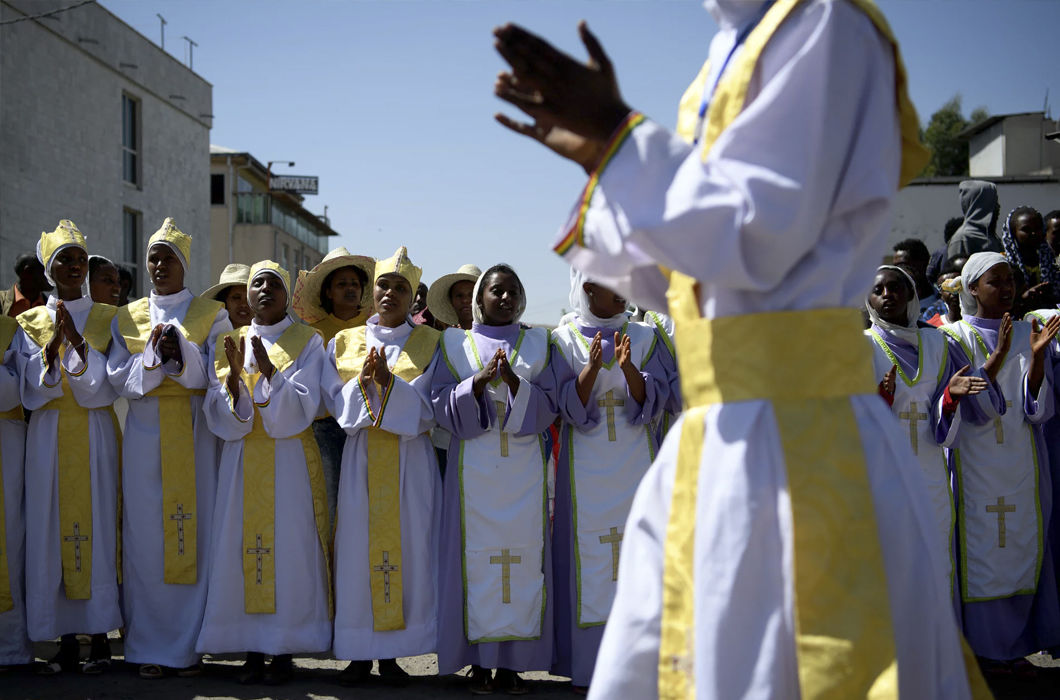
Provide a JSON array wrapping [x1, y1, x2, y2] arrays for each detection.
[[248, 260, 291, 309], [37, 219, 88, 286], [147, 217, 191, 272], [374, 246, 421, 291]]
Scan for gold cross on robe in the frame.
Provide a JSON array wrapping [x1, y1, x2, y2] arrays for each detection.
[[246, 534, 271, 584], [493, 400, 509, 457], [599, 526, 623, 581], [897, 401, 928, 455], [986, 496, 1016, 548], [373, 550, 400, 603], [489, 548, 521, 604], [168, 503, 193, 556], [597, 389, 625, 442], [994, 400, 1014, 444], [63, 522, 89, 573]]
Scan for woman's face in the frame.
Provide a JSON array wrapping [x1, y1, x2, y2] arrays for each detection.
[[248, 273, 287, 325], [583, 281, 627, 319], [147, 244, 185, 296], [479, 271, 522, 326], [449, 280, 475, 328], [1012, 211, 1045, 252], [89, 261, 120, 305], [325, 266, 364, 319], [51, 246, 88, 297], [374, 273, 412, 327], [868, 269, 913, 325], [971, 262, 1015, 317], [223, 284, 252, 328]]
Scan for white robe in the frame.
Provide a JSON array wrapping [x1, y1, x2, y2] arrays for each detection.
[[324, 318, 442, 660], [0, 341, 30, 663], [197, 316, 331, 655], [19, 295, 122, 640], [106, 289, 229, 667], [561, 2, 975, 697]]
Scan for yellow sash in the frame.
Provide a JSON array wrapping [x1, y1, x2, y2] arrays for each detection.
[[312, 310, 370, 346], [333, 324, 440, 631], [117, 296, 221, 585], [655, 2, 980, 699], [17, 303, 116, 600], [0, 316, 19, 612], [214, 323, 332, 616]]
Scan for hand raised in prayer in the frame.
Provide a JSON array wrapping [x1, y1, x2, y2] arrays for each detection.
[[472, 348, 504, 398], [983, 313, 1012, 385], [364, 347, 392, 388], [615, 331, 647, 404], [879, 365, 897, 397], [614, 332, 632, 369], [154, 324, 182, 365], [250, 335, 274, 381], [493, 21, 631, 173], [56, 301, 88, 364], [1030, 315, 1060, 357], [1023, 282, 1052, 306], [44, 311, 65, 371], [223, 334, 245, 397], [576, 332, 603, 407], [947, 365, 988, 399], [497, 349, 520, 396]]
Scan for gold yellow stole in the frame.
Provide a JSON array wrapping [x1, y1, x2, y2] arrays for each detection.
[[0, 315, 21, 612], [117, 296, 221, 585], [214, 323, 332, 616], [333, 324, 440, 631], [655, 2, 983, 699], [312, 310, 370, 346], [18, 303, 117, 600]]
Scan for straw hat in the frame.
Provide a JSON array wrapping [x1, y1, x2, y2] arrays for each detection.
[[427, 263, 481, 327], [291, 246, 374, 324], [200, 263, 251, 300]]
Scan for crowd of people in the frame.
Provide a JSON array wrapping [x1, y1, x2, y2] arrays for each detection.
[[0, 216, 680, 694]]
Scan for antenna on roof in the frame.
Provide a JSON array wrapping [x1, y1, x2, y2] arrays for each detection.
[[156, 13, 166, 50], [182, 35, 198, 70]]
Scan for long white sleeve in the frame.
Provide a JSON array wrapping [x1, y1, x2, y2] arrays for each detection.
[[254, 334, 324, 439]]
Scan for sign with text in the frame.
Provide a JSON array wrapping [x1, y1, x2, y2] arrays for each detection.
[[269, 174, 318, 194]]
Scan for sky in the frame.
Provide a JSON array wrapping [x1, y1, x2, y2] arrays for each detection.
[[100, 0, 1060, 324]]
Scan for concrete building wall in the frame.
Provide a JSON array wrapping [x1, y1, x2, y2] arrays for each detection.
[[0, 0, 211, 295], [1004, 115, 1046, 176], [969, 122, 1004, 177]]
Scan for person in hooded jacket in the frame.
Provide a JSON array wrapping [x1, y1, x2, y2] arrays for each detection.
[[947, 180, 1003, 260]]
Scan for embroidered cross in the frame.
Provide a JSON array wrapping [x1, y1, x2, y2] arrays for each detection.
[[898, 401, 928, 455], [986, 496, 1016, 548], [490, 548, 521, 604], [168, 503, 193, 555], [246, 534, 271, 584], [994, 400, 1014, 444], [599, 526, 623, 581], [63, 522, 89, 573], [373, 551, 399, 603], [597, 389, 625, 442], [493, 400, 509, 457]]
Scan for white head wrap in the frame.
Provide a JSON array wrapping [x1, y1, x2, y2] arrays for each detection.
[[471, 264, 526, 325], [569, 268, 630, 329], [147, 240, 188, 275], [865, 265, 919, 343], [958, 252, 1009, 317], [248, 261, 291, 311]]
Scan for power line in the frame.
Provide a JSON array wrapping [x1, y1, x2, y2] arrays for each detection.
[[0, 0, 96, 26]]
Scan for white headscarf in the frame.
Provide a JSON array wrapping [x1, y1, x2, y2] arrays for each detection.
[[147, 241, 188, 276], [957, 252, 1009, 317], [569, 268, 630, 329], [471, 264, 526, 325], [865, 265, 920, 343], [248, 266, 291, 310]]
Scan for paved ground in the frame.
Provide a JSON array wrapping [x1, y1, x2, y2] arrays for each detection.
[[6, 638, 1060, 698]]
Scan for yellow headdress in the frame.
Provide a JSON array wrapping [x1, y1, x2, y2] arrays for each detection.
[[248, 260, 291, 308], [374, 246, 422, 291], [147, 217, 192, 270], [38, 219, 87, 272]]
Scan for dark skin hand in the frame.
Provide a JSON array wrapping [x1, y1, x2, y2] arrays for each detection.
[[982, 313, 1012, 385], [149, 324, 183, 365], [576, 332, 604, 407], [576, 331, 646, 407], [44, 300, 86, 369], [359, 346, 392, 388], [224, 334, 245, 398], [878, 364, 897, 397], [494, 21, 631, 173], [250, 335, 275, 382], [472, 347, 520, 399], [615, 332, 646, 405], [1028, 315, 1060, 397]]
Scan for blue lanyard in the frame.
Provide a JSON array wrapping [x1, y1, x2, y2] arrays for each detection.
[[692, 0, 776, 145]]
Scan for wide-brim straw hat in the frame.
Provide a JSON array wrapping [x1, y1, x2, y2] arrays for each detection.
[[292, 246, 375, 324], [427, 264, 481, 327], [200, 263, 251, 300]]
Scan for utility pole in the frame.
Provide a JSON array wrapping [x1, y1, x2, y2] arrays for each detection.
[[182, 36, 197, 70], [156, 14, 166, 50]]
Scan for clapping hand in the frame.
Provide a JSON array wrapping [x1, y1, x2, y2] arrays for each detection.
[[223, 334, 245, 397], [947, 365, 988, 398], [250, 335, 275, 381]]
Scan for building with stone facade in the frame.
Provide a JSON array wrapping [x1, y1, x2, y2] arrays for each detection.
[[208, 146, 336, 287], [0, 0, 212, 295]]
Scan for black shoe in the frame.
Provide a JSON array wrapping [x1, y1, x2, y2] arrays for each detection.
[[237, 652, 266, 685], [469, 665, 494, 695], [494, 668, 528, 695], [264, 654, 293, 686], [377, 657, 411, 686], [339, 659, 373, 686]]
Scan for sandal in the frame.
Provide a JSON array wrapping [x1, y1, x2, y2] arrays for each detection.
[[176, 662, 203, 678], [495, 668, 528, 695], [82, 658, 112, 675], [138, 663, 165, 680], [38, 638, 81, 675]]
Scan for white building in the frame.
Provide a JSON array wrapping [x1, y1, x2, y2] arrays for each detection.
[[0, 0, 212, 295]]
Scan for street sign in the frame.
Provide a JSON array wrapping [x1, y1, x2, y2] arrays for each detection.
[[269, 174, 318, 194]]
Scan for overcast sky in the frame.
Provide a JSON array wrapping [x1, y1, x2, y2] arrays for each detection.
[[102, 0, 1060, 323]]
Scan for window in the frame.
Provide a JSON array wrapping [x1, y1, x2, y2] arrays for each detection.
[[210, 174, 225, 205], [282, 244, 290, 270], [123, 208, 141, 293], [122, 94, 140, 185]]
